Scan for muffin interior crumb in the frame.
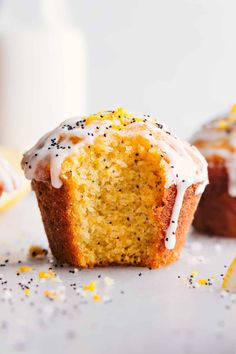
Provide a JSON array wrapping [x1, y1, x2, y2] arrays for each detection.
[[61, 135, 165, 266]]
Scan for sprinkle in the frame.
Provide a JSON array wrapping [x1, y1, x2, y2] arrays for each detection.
[[24, 288, 30, 296], [2, 290, 12, 300], [198, 279, 208, 286], [44, 289, 59, 300], [38, 270, 56, 279], [16, 266, 33, 273], [103, 276, 114, 286], [83, 281, 96, 292], [93, 294, 101, 301]]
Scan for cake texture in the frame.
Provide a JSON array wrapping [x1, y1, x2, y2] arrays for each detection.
[[22, 107, 208, 268], [192, 104, 236, 237]]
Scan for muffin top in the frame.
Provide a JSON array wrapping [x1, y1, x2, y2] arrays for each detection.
[[22, 107, 207, 190], [193, 104, 236, 159], [192, 104, 236, 196]]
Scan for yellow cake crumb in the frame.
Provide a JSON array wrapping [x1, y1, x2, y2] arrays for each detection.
[[83, 281, 96, 292], [44, 289, 59, 300], [38, 270, 55, 279], [16, 265, 33, 273], [93, 293, 101, 301], [198, 279, 208, 285], [24, 288, 30, 296]]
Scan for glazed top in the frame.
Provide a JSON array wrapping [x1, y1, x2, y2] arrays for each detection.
[[0, 157, 20, 194], [22, 107, 208, 250], [192, 104, 236, 197]]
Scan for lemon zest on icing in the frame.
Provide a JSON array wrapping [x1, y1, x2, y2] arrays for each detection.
[[84, 107, 144, 129]]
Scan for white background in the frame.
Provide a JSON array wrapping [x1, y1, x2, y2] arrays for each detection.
[[70, 0, 236, 138], [0, 2, 236, 353]]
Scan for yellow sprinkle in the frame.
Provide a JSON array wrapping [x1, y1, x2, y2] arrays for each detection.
[[38, 270, 55, 279], [191, 271, 198, 277], [24, 288, 30, 296], [16, 266, 33, 273], [83, 281, 96, 292], [93, 293, 101, 301], [198, 279, 208, 285], [44, 289, 59, 300]]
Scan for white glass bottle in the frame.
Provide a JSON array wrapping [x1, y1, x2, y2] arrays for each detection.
[[0, 0, 87, 150]]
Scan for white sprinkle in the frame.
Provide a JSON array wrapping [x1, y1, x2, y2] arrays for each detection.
[[2, 289, 12, 300], [103, 276, 114, 286]]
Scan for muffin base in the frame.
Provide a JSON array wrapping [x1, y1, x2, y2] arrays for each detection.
[[193, 163, 236, 237], [32, 180, 200, 268]]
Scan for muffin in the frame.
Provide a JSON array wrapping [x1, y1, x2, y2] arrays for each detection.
[[192, 104, 236, 237], [0, 154, 20, 197], [22, 107, 208, 268]]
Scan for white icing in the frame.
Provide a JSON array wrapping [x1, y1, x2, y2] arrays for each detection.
[[0, 157, 20, 193], [226, 154, 236, 197], [22, 112, 208, 250], [192, 114, 236, 198]]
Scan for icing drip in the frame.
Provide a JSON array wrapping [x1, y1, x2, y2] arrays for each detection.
[[22, 108, 208, 250], [192, 108, 236, 198], [0, 157, 20, 193], [226, 154, 236, 197], [155, 139, 208, 249]]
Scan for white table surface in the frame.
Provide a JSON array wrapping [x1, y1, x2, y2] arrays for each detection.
[[0, 194, 236, 354]]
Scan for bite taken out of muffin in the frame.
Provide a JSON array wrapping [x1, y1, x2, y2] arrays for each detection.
[[21, 107, 208, 268], [192, 104, 236, 237]]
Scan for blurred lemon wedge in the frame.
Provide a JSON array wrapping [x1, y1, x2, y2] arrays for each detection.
[[0, 146, 30, 212], [222, 257, 236, 293]]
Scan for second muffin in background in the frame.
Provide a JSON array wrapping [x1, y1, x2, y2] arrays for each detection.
[[22, 107, 208, 268], [192, 104, 236, 237]]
